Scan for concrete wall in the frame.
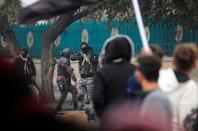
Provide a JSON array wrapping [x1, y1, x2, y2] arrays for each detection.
[[34, 57, 198, 88]]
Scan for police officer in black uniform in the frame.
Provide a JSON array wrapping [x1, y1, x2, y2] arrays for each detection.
[[56, 49, 78, 113]]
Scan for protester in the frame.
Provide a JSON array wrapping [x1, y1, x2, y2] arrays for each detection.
[[135, 55, 172, 131], [56, 49, 78, 113], [158, 44, 198, 131], [149, 44, 164, 60], [14, 48, 36, 84], [128, 45, 164, 99], [93, 35, 136, 118]]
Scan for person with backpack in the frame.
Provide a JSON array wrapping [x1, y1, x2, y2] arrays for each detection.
[[71, 42, 98, 119]]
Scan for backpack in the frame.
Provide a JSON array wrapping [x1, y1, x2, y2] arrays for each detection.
[[184, 108, 198, 131]]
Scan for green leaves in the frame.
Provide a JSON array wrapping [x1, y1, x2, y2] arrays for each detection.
[[140, 0, 198, 27], [0, 0, 21, 25], [0, 0, 5, 8]]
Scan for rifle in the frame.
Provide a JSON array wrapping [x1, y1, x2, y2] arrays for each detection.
[[80, 52, 91, 66]]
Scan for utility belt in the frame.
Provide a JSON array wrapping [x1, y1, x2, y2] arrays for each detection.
[[57, 77, 71, 91], [57, 79, 66, 91]]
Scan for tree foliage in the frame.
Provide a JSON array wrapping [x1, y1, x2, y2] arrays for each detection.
[[140, 0, 198, 27], [76, 0, 198, 27], [80, 0, 133, 21], [0, 0, 20, 56], [1, 0, 198, 28], [0, 0, 21, 25]]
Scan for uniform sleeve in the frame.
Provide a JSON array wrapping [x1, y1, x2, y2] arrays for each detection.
[[93, 72, 105, 117]]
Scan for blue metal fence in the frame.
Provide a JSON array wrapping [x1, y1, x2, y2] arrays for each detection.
[[13, 20, 198, 58]]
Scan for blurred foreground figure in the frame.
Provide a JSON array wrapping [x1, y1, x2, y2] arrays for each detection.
[[18, 0, 100, 24], [128, 44, 165, 99], [100, 102, 169, 131], [135, 56, 172, 131], [159, 44, 198, 131], [0, 59, 91, 131], [93, 35, 136, 118]]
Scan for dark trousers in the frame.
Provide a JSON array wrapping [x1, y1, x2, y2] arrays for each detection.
[[56, 86, 78, 112]]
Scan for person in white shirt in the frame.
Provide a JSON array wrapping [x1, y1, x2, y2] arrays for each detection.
[[158, 44, 198, 131]]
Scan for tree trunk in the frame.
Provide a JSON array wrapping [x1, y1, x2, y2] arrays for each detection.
[[0, 13, 19, 58], [41, 10, 90, 102], [41, 34, 56, 102], [4, 31, 19, 57]]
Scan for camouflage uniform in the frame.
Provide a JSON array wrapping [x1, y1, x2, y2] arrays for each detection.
[[78, 77, 94, 111], [71, 43, 98, 114]]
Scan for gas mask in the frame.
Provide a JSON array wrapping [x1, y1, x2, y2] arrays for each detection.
[[81, 47, 89, 53]]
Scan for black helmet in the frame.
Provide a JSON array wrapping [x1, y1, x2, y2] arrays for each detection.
[[61, 48, 72, 58]]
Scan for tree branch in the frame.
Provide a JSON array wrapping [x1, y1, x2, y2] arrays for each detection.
[[44, 8, 91, 42], [0, 12, 19, 57], [72, 8, 90, 21]]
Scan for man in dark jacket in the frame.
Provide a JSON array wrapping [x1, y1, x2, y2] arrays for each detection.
[[93, 35, 136, 118], [14, 48, 39, 99], [14, 48, 36, 85]]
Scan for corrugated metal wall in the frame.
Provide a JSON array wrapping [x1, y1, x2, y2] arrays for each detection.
[[13, 20, 198, 58]]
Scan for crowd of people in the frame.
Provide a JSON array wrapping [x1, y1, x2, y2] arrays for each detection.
[[1, 35, 198, 131]]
